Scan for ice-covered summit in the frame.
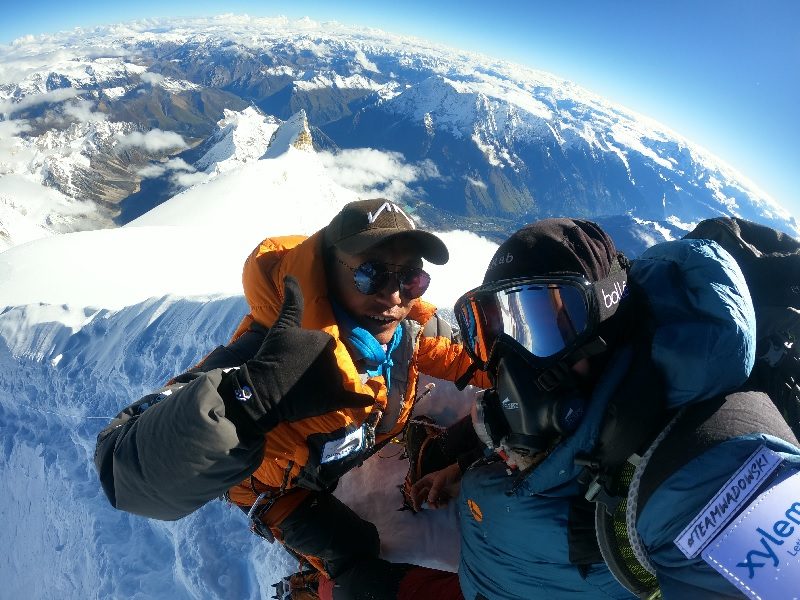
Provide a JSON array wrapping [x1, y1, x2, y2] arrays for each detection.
[[195, 107, 281, 175]]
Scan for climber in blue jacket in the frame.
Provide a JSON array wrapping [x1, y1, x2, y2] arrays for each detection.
[[409, 218, 800, 599]]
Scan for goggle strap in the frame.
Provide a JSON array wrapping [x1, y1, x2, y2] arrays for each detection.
[[592, 269, 629, 323]]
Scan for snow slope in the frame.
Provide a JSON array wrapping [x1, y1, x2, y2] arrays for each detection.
[[0, 119, 497, 598]]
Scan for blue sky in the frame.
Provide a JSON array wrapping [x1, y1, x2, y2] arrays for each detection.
[[2, 0, 799, 218]]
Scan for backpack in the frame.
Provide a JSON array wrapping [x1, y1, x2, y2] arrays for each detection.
[[684, 216, 800, 437], [585, 216, 800, 599]]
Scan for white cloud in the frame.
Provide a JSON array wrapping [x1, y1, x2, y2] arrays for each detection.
[[0, 120, 35, 176], [0, 119, 31, 137], [318, 148, 440, 203], [165, 157, 193, 171], [466, 176, 488, 190], [425, 229, 498, 309], [172, 170, 210, 188], [116, 129, 188, 152], [137, 157, 194, 179], [140, 72, 165, 86], [353, 48, 379, 73], [136, 164, 167, 179], [63, 99, 107, 123], [0, 49, 76, 85], [0, 87, 80, 116]]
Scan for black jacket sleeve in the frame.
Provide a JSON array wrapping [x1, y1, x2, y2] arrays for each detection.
[[94, 327, 268, 520]]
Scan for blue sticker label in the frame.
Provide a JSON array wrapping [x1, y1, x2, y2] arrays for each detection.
[[675, 445, 783, 558], [702, 470, 800, 599]]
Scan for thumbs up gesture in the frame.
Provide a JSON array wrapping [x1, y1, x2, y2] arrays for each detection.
[[219, 276, 373, 439]]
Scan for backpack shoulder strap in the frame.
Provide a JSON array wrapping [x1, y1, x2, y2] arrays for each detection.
[[575, 330, 670, 599], [590, 400, 682, 600], [636, 389, 798, 515]]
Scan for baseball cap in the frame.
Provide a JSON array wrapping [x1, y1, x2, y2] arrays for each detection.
[[324, 198, 449, 265]]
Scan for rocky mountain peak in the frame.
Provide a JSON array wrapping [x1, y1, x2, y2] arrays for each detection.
[[264, 110, 313, 158]]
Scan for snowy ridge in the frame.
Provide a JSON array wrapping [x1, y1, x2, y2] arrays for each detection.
[[0, 295, 290, 599], [195, 107, 281, 175], [127, 149, 352, 233], [263, 109, 314, 157]]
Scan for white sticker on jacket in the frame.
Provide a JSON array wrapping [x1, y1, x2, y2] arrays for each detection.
[[701, 470, 800, 599], [674, 445, 783, 558], [320, 426, 365, 464]]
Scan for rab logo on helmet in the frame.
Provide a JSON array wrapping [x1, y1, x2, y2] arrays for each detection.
[[601, 280, 627, 309], [489, 252, 514, 270]]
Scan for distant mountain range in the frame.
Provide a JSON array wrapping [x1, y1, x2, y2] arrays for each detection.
[[0, 15, 795, 253]]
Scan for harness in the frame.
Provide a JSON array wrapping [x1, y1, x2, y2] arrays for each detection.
[[246, 461, 295, 543]]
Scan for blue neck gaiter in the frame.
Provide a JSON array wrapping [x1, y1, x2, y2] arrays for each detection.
[[332, 301, 404, 391]]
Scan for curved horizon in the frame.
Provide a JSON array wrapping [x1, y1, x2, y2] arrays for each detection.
[[1, 1, 798, 220]]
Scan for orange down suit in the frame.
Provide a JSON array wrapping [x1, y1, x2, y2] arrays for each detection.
[[225, 230, 488, 526]]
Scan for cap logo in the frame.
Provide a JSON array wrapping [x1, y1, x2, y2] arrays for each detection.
[[368, 201, 415, 229], [489, 252, 514, 270]]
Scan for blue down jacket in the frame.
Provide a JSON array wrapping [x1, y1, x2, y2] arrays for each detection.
[[457, 238, 800, 599]]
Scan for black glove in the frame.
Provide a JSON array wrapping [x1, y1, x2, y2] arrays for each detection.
[[219, 275, 374, 439]]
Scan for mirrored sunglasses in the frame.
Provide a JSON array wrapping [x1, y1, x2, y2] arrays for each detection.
[[338, 258, 431, 299]]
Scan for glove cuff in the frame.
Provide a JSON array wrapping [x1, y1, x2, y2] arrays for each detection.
[[218, 368, 269, 441]]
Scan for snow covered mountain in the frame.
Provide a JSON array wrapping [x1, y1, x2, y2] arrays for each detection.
[[0, 15, 795, 253]]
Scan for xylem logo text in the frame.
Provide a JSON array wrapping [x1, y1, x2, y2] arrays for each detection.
[[736, 500, 800, 578], [601, 280, 627, 309]]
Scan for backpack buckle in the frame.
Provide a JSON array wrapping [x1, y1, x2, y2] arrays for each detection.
[[576, 454, 624, 515], [584, 478, 623, 515]]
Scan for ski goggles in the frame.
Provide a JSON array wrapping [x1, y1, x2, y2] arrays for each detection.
[[454, 270, 628, 369], [338, 258, 431, 299]]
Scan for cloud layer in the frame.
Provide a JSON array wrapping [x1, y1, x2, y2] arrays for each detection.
[[0, 87, 80, 116], [318, 148, 440, 203], [116, 129, 188, 153]]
